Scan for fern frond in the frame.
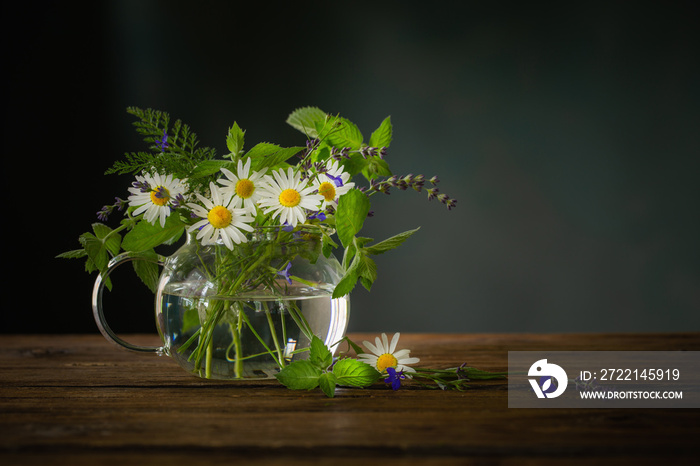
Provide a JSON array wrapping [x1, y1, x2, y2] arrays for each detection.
[[105, 107, 218, 180]]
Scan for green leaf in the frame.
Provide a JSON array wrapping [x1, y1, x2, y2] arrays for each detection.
[[226, 122, 245, 156], [357, 254, 377, 292], [332, 359, 382, 388], [56, 249, 87, 259], [275, 360, 322, 390], [130, 249, 161, 293], [286, 106, 327, 138], [321, 231, 338, 258], [92, 223, 121, 256], [340, 336, 365, 355], [190, 160, 234, 179], [363, 228, 420, 255], [361, 157, 392, 181], [318, 372, 338, 398], [318, 116, 364, 150], [341, 153, 370, 177], [309, 336, 333, 369], [335, 189, 370, 248], [122, 216, 185, 252], [81, 233, 109, 273], [332, 245, 362, 299], [247, 144, 304, 172], [369, 116, 392, 148]]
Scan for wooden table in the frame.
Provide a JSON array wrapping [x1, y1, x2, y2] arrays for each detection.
[[1, 333, 699, 465]]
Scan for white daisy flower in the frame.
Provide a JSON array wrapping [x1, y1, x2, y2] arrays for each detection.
[[217, 157, 267, 213], [186, 182, 254, 250], [257, 167, 323, 228], [314, 159, 355, 209], [358, 332, 420, 374], [127, 173, 186, 227]]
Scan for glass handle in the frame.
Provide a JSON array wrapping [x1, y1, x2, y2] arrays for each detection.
[[92, 253, 165, 354]]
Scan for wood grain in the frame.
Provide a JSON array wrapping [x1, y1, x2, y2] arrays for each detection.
[[1, 333, 699, 465]]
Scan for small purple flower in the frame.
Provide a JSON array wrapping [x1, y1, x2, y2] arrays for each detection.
[[384, 367, 406, 391], [326, 172, 344, 187], [282, 222, 294, 232], [277, 262, 293, 285], [155, 130, 169, 151], [308, 212, 327, 222]]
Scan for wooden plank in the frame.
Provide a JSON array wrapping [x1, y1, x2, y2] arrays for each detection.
[[1, 333, 699, 465]]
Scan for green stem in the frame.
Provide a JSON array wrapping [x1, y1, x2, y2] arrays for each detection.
[[205, 336, 213, 379], [283, 300, 314, 341], [263, 301, 285, 368], [233, 304, 244, 378], [238, 310, 280, 366]]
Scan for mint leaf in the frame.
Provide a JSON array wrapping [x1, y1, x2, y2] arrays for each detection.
[[332, 359, 382, 388], [275, 360, 322, 390], [335, 189, 370, 248], [321, 231, 338, 258], [357, 254, 377, 292], [363, 228, 420, 255], [226, 122, 245, 156], [340, 336, 365, 355], [81, 233, 109, 273], [92, 223, 122, 256], [319, 117, 364, 150], [122, 216, 185, 252], [130, 249, 161, 293], [332, 246, 362, 299], [286, 107, 327, 138], [361, 157, 392, 180], [318, 372, 338, 398], [309, 336, 333, 369], [56, 249, 87, 259], [190, 160, 234, 179], [369, 116, 392, 148], [247, 144, 304, 171]]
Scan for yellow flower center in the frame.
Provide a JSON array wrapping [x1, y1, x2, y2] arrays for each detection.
[[279, 188, 301, 207], [376, 353, 398, 372], [235, 179, 255, 199], [149, 187, 170, 206], [318, 182, 336, 202], [207, 205, 232, 229]]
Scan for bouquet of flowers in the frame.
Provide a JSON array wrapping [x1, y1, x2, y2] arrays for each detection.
[[61, 107, 504, 396]]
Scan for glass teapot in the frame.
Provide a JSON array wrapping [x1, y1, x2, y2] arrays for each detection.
[[92, 226, 350, 380]]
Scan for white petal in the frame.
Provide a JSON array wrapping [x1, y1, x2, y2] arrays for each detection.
[[362, 340, 380, 356], [375, 336, 385, 353], [398, 357, 420, 365], [381, 333, 390, 352], [389, 332, 400, 353]]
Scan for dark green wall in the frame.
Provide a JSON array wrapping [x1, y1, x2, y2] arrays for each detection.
[[7, 1, 699, 333]]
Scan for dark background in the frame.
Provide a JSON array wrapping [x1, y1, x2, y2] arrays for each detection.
[[5, 0, 699, 335]]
